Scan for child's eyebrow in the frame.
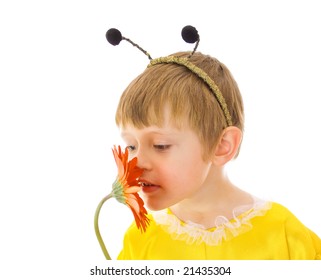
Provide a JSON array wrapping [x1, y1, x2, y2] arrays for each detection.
[[147, 130, 174, 136]]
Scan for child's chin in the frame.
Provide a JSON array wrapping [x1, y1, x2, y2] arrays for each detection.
[[145, 201, 167, 212]]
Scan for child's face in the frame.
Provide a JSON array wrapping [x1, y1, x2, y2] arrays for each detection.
[[120, 119, 214, 211]]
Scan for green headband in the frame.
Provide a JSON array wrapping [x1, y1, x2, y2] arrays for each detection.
[[148, 56, 233, 126]]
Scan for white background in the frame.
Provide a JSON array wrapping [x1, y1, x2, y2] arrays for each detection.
[[0, 0, 320, 279]]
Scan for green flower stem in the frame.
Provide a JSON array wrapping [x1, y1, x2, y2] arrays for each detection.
[[94, 193, 113, 260]]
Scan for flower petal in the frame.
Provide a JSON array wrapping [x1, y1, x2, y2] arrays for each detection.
[[124, 186, 142, 194], [110, 145, 150, 232]]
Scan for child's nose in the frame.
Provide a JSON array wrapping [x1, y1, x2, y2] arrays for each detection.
[[136, 149, 152, 170]]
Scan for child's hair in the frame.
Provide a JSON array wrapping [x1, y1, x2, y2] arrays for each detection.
[[115, 51, 244, 159]]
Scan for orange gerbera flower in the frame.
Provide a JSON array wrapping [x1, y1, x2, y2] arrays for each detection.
[[111, 145, 149, 232], [94, 145, 149, 260]]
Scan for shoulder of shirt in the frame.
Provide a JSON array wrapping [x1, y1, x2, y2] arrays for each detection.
[[265, 201, 316, 235], [265, 201, 302, 224], [268, 201, 295, 217]]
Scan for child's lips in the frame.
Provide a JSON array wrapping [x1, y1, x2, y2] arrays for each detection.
[[140, 180, 160, 193]]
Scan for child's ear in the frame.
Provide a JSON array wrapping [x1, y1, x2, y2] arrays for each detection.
[[212, 126, 242, 166]]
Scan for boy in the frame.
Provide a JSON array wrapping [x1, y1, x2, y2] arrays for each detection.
[[107, 28, 321, 259]]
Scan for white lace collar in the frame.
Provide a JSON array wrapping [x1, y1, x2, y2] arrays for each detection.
[[151, 197, 272, 246]]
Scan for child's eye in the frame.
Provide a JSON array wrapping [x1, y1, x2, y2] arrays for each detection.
[[126, 145, 136, 152], [153, 144, 171, 151]]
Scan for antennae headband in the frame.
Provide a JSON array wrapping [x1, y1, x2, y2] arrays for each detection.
[[106, 25, 233, 126], [148, 56, 233, 126]]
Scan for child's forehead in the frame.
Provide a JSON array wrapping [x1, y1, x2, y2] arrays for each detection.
[[120, 123, 184, 137]]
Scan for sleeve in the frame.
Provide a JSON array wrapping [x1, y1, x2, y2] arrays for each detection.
[[117, 214, 155, 260], [117, 250, 125, 260], [309, 229, 321, 260], [284, 213, 321, 260], [117, 223, 135, 260]]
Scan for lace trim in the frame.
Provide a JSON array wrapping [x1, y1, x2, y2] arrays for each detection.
[[152, 197, 272, 246]]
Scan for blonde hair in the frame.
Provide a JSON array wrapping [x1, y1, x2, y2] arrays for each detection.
[[115, 51, 244, 157]]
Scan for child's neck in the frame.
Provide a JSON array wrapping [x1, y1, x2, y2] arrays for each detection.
[[169, 170, 253, 229]]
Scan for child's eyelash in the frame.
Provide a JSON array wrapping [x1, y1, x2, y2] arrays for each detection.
[[153, 144, 171, 150], [126, 145, 136, 151], [126, 144, 171, 152]]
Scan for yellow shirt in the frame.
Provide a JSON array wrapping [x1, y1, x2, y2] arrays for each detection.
[[117, 202, 321, 260]]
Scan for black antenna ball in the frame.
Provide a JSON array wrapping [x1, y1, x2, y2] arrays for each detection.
[[106, 28, 123, 46], [181, 25, 199, 44]]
